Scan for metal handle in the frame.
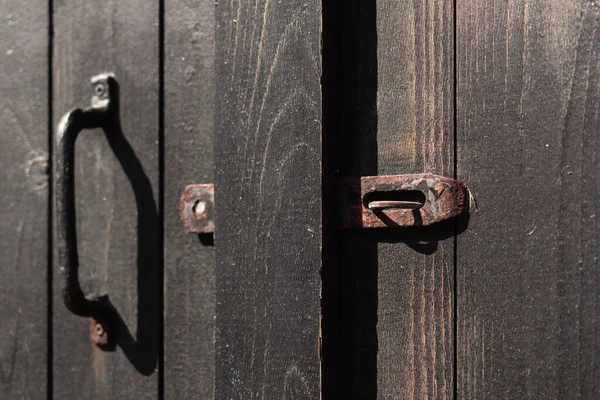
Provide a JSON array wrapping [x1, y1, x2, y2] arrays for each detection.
[[56, 73, 116, 344]]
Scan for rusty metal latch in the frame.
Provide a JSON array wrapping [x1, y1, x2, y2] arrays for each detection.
[[338, 174, 474, 229], [180, 174, 473, 233]]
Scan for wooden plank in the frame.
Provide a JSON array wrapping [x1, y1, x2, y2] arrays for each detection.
[[0, 0, 49, 398], [457, 0, 600, 398], [214, 0, 322, 397], [163, 0, 215, 397], [337, 1, 455, 398], [52, 2, 160, 398]]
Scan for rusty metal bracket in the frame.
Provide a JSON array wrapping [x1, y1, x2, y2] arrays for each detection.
[[180, 184, 215, 233], [338, 174, 474, 229]]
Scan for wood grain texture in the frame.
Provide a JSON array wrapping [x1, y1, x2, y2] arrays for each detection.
[[214, 0, 322, 397], [53, 2, 160, 398], [457, 0, 600, 398], [164, 0, 215, 397], [0, 1, 49, 398], [337, 1, 455, 398]]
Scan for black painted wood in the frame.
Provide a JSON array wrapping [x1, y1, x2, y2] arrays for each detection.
[[337, 1, 455, 398], [0, 0, 49, 398], [7, 1, 600, 399], [164, 0, 216, 397], [52, 1, 160, 398], [457, 1, 600, 398], [214, 0, 322, 397]]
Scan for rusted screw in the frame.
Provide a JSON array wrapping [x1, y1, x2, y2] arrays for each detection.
[[193, 200, 207, 217], [94, 83, 105, 97], [91, 320, 108, 347]]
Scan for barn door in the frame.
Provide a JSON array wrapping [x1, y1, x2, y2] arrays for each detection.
[[324, 0, 600, 398], [1, 0, 600, 399]]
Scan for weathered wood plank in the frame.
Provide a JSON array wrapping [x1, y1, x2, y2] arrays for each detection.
[[164, 0, 215, 397], [457, 0, 600, 398], [337, 1, 455, 398], [52, 2, 160, 398], [214, 0, 322, 397], [0, 0, 49, 398]]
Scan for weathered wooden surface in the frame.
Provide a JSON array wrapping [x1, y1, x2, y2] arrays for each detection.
[[214, 0, 322, 397], [164, 0, 215, 397], [320, 1, 340, 397], [53, 1, 160, 398], [457, 0, 600, 398], [337, 1, 455, 398], [0, 0, 49, 398]]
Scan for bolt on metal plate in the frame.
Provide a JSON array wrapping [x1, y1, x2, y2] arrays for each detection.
[[180, 184, 215, 233]]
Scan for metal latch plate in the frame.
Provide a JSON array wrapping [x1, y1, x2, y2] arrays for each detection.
[[339, 174, 473, 229]]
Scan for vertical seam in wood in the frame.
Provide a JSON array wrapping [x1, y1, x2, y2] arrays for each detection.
[[47, 0, 54, 397], [321, 0, 342, 397], [158, 0, 165, 397], [452, 0, 458, 398]]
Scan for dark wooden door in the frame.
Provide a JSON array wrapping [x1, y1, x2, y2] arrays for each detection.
[[456, 2, 600, 398], [1, 1, 599, 399], [1, 0, 216, 398]]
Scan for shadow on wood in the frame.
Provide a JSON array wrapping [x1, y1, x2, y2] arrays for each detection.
[[339, 214, 469, 399], [197, 233, 214, 247], [336, 0, 461, 396], [336, 0, 379, 396], [93, 81, 160, 376]]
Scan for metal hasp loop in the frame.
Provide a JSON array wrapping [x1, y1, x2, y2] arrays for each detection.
[[55, 73, 117, 346], [339, 174, 475, 229]]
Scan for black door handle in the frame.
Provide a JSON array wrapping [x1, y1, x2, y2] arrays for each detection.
[[55, 73, 116, 346]]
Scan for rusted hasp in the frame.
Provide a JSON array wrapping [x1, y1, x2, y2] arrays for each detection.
[[339, 174, 474, 229], [180, 184, 215, 233]]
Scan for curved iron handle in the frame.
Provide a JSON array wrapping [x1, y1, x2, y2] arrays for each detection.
[[56, 73, 116, 343]]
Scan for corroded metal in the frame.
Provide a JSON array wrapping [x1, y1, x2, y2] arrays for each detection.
[[180, 184, 215, 233], [56, 73, 117, 346], [339, 174, 474, 229], [90, 317, 109, 347]]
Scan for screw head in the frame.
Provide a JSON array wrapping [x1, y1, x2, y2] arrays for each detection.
[[91, 320, 108, 347], [193, 200, 207, 217], [94, 83, 106, 97]]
